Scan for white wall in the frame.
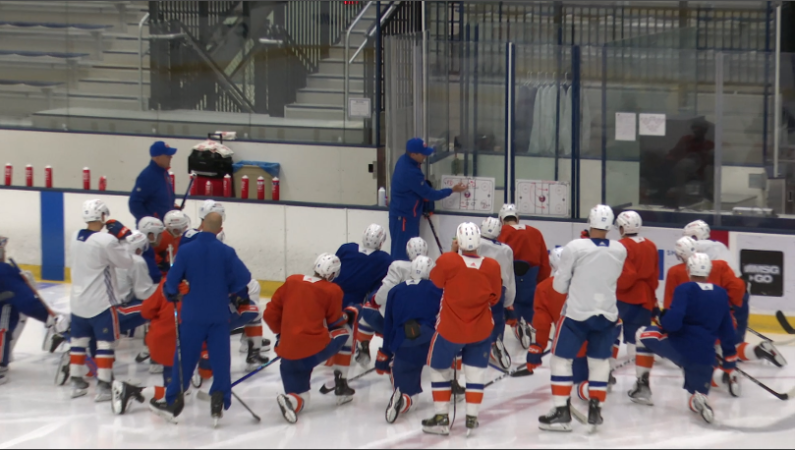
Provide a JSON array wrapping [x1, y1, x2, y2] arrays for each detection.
[[0, 189, 41, 266], [0, 129, 378, 206]]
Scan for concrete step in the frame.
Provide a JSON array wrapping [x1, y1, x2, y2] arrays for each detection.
[[101, 50, 147, 66], [109, 36, 148, 52], [0, 38, 108, 60], [78, 78, 149, 97], [0, 3, 138, 33], [306, 74, 363, 91], [87, 65, 147, 81], [296, 88, 363, 105], [317, 59, 364, 77], [284, 103, 345, 121]]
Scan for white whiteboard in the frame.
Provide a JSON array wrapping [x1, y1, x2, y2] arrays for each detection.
[[440, 176, 496, 213], [516, 179, 570, 217]]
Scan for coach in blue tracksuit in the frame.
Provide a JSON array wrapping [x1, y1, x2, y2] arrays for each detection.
[[389, 138, 466, 260], [157, 212, 250, 420], [129, 141, 177, 223]]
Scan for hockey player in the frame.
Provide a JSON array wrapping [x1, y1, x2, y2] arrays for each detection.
[[358, 237, 429, 364], [153, 210, 190, 270], [422, 222, 502, 436], [479, 217, 517, 371], [149, 212, 250, 425], [134, 216, 166, 365], [378, 256, 442, 423], [660, 237, 785, 373], [614, 211, 658, 368], [264, 253, 357, 424], [334, 224, 392, 365], [539, 205, 627, 432], [496, 204, 551, 348], [68, 200, 135, 401], [632, 253, 738, 424]]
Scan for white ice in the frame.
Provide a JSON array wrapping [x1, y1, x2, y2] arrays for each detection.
[[2, 282, 795, 449]]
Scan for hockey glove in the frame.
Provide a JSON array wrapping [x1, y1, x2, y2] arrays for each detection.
[[375, 348, 393, 375], [105, 220, 132, 240], [504, 306, 518, 327], [580, 229, 590, 239], [526, 344, 544, 371], [165, 291, 182, 304], [231, 287, 249, 309]]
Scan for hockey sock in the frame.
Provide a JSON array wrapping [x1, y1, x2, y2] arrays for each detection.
[[401, 394, 416, 414], [576, 382, 591, 401], [287, 393, 309, 413], [550, 356, 574, 407], [141, 386, 166, 401], [635, 328, 655, 378], [587, 357, 610, 403], [464, 365, 487, 417], [96, 341, 115, 383], [70, 337, 90, 378], [356, 328, 374, 343], [611, 340, 620, 361], [244, 324, 263, 350], [430, 367, 453, 415], [736, 342, 759, 362]]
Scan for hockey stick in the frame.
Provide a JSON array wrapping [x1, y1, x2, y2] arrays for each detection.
[[197, 357, 281, 402], [776, 311, 795, 335], [717, 355, 793, 401], [232, 390, 261, 422], [424, 214, 444, 254], [319, 367, 377, 394], [179, 172, 196, 210], [747, 328, 775, 343]]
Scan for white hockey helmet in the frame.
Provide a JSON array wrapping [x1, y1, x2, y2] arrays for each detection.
[[456, 222, 481, 252], [314, 253, 341, 281], [684, 220, 710, 241], [588, 204, 614, 231], [687, 252, 712, 278], [675, 236, 697, 262], [410, 255, 433, 281], [82, 199, 110, 223], [126, 231, 149, 255], [406, 237, 429, 261], [549, 246, 564, 271], [616, 210, 642, 235], [362, 224, 386, 250], [498, 204, 519, 222], [163, 210, 191, 236], [481, 217, 502, 239], [199, 199, 226, 221], [138, 217, 165, 244]]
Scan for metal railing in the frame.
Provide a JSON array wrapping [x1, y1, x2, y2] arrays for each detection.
[[344, 2, 376, 120]]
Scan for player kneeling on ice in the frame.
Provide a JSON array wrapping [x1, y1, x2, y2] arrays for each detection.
[[632, 253, 738, 424], [539, 205, 628, 433], [264, 253, 358, 424], [377, 256, 442, 423], [0, 236, 69, 386], [422, 222, 502, 436], [358, 237, 429, 365], [148, 212, 250, 425], [479, 217, 517, 371]]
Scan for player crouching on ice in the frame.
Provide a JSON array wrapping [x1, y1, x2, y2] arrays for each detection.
[[539, 205, 628, 433], [632, 253, 738, 424], [422, 222, 502, 436], [264, 253, 359, 424], [376, 256, 442, 423]]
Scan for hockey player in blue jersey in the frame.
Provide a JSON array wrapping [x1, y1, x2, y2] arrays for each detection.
[[149, 212, 251, 426], [376, 256, 442, 423], [632, 253, 738, 424]]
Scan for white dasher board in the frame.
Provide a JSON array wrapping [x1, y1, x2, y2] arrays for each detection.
[[516, 179, 570, 217], [440, 176, 496, 213]]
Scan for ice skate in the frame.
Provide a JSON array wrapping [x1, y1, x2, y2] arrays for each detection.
[[95, 380, 112, 403], [465, 415, 479, 437], [135, 349, 150, 363], [277, 394, 298, 424], [607, 370, 617, 393], [421, 414, 450, 435], [538, 400, 572, 432], [149, 363, 163, 374], [45, 332, 66, 354], [191, 371, 203, 389], [334, 370, 355, 405], [149, 396, 183, 424], [0, 367, 7, 386], [385, 387, 404, 424], [71, 377, 89, 399], [587, 398, 603, 432], [689, 393, 714, 424], [211, 391, 224, 427], [628, 373, 653, 406], [54, 352, 70, 386], [451, 379, 465, 403], [355, 340, 371, 367], [723, 371, 741, 397], [245, 340, 270, 372], [111, 380, 144, 415], [513, 319, 531, 349], [490, 338, 511, 371], [755, 341, 787, 368]]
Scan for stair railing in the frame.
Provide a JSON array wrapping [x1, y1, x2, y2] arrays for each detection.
[[344, 2, 375, 121]]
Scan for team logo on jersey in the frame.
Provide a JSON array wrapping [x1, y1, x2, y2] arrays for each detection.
[[740, 250, 783, 297]]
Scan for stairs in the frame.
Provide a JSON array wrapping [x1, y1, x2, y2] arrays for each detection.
[[283, 6, 378, 121]]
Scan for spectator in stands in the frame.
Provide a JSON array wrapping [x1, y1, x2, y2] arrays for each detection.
[[388, 138, 467, 260], [666, 118, 715, 207], [129, 141, 178, 223]]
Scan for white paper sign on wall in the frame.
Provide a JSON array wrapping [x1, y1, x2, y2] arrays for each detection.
[[515, 179, 570, 217], [440, 176, 495, 212], [639, 113, 666, 136], [615, 112, 637, 141]]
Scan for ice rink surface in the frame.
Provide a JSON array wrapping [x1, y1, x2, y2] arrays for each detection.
[[2, 283, 795, 449]]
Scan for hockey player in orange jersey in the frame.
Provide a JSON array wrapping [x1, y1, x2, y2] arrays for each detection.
[[496, 204, 551, 349], [422, 222, 502, 437]]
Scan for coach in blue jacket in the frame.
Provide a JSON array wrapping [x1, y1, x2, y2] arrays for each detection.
[[159, 212, 250, 419], [129, 141, 177, 223], [389, 138, 466, 260]]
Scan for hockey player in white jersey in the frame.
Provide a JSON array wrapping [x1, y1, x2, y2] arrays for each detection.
[[116, 232, 157, 303], [183, 199, 227, 243], [479, 217, 517, 371], [358, 237, 429, 365], [69, 199, 135, 401], [539, 205, 628, 432], [683, 220, 740, 276]]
